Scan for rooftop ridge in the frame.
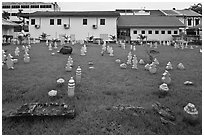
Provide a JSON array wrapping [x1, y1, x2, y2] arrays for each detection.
[[160, 10, 168, 16], [173, 10, 183, 16]]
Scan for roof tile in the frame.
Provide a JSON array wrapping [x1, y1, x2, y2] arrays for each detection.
[[25, 11, 120, 17], [117, 15, 185, 28]]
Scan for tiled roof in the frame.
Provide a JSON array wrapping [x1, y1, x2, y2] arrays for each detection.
[[177, 10, 202, 17], [2, 19, 20, 26], [117, 15, 185, 28], [162, 10, 180, 15], [162, 9, 201, 17], [24, 11, 120, 17]]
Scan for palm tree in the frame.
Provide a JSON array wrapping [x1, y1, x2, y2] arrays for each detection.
[[138, 34, 147, 45], [2, 11, 10, 20], [39, 32, 50, 41]]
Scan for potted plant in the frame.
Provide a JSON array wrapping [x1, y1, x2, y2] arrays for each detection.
[[138, 34, 147, 45], [87, 36, 94, 43], [17, 31, 30, 45], [109, 35, 116, 43], [63, 34, 71, 44], [39, 32, 50, 42]]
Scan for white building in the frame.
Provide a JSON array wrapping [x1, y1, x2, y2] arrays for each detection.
[[2, 2, 60, 22], [2, 19, 20, 42], [24, 11, 119, 41], [2, 2, 61, 34], [117, 15, 186, 42], [161, 9, 202, 28]]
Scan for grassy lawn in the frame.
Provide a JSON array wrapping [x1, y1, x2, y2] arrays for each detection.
[[2, 42, 202, 135]]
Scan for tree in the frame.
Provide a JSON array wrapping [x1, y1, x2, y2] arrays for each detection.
[[188, 3, 202, 14], [137, 34, 147, 45], [2, 11, 10, 20]]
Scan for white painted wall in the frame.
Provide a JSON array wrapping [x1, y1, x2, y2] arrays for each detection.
[[2, 27, 14, 36], [29, 16, 117, 40], [178, 17, 202, 28], [130, 28, 180, 41]]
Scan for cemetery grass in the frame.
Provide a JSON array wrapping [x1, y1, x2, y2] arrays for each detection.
[[2, 43, 202, 135]]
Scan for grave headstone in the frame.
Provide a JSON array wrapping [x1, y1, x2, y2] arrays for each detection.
[[130, 45, 133, 50], [15, 47, 20, 56], [177, 63, 185, 70], [132, 55, 138, 69], [139, 59, 145, 65], [76, 66, 82, 84], [54, 41, 58, 49], [154, 58, 159, 65], [65, 61, 72, 71], [6, 54, 14, 69], [49, 43, 52, 51], [68, 56, 73, 66], [133, 46, 136, 51], [109, 47, 114, 57], [83, 44, 87, 53], [154, 42, 158, 49], [68, 77, 75, 97], [80, 47, 86, 56], [46, 40, 49, 46], [24, 53, 30, 63], [190, 45, 194, 49], [161, 73, 171, 84], [127, 52, 132, 65]]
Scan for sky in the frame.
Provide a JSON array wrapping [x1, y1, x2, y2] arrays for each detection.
[[57, 1, 200, 11]]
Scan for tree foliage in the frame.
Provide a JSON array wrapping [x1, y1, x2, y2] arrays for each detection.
[[2, 11, 10, 20], [188, 3, 202, 14]]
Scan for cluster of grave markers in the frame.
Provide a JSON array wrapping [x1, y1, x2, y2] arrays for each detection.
[[108, 40, 194, 98], [2, 39, 32, 70], [3, 38, 200, 122], [115, 41, 199, 121]]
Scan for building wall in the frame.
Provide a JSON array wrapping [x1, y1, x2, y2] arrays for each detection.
[[29, 16, 117, 40], [130, 28, 180, 41], [2, 26, 14, 36], [2, 2, 60, 24], [177, 17, 202, 28], [2, 3, 60, 14]]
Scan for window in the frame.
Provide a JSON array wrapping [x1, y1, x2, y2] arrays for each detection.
[[57, 19, 61, 25], [2, 5, 10, 9], [174, 30, 178, 34], [161, 30, 165, 34], [83, 19, 87, 25], [168, 30, 171, 34], [50, 19, 54, 25], [26, 21, 29, 25], [12, 5, 20, 8], [47, 5, 52, 8], [11, 13, 17, 16], [148, 30, 152, 34], [14, 26, 22, 32], [141, 30, 145, 34], [21, 5, 29, 8], [100, 19, 105, 25], [31, 19, 35, 25], [155, 30, 159, 34], [195, 18, 200, 25], [4, 12, 10, 16], [188, 18, 192, 26], [31, 5, 39, 8], [40, 5, 45, 8], [40, 5, 52, 8], [133, 30, 137, 34]]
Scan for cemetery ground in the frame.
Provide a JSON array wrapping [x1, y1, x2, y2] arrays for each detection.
[[2, 42, 202, 135]]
